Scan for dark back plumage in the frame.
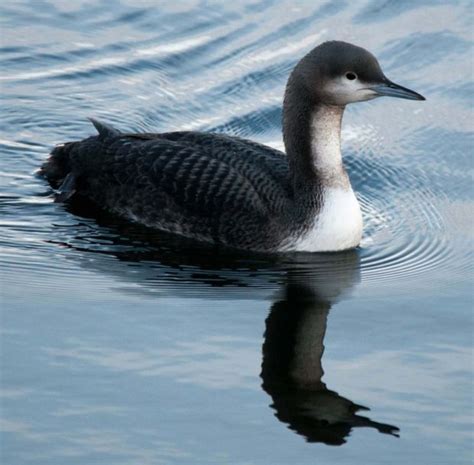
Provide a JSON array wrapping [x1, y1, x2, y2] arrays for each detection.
[[42, 121, 296, 250]]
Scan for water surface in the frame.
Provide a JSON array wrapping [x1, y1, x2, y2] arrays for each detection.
[[1, 1, 473, 464]]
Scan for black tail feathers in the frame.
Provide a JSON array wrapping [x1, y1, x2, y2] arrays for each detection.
[[40, 142, 76, 188], [41, 118, 120, 195]]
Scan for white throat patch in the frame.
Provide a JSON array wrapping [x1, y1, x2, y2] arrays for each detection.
[[310, 106, 343, 176]]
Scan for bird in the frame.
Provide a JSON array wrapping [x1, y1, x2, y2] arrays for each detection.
[[41, 40, 425, 253]]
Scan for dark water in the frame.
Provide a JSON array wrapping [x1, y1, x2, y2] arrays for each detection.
[[1, 1, 473, 464]]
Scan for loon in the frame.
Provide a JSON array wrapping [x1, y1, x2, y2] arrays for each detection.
[[41, 41, 425, 253]]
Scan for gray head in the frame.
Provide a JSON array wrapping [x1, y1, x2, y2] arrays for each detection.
[[290, 41, 425, 106]]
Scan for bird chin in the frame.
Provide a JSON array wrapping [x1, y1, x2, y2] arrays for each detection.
[[329, 90, 378, 105], [352, 89, 379, 103]]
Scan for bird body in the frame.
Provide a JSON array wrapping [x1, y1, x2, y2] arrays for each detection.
[[41, 41, 424, 253]]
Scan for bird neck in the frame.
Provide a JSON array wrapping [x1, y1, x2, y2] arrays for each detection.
[[283, 81, 347, 193], [309, 105, 344, 178]]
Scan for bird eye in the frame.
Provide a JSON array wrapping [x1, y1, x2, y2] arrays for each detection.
[[345, 72, 357, 81]]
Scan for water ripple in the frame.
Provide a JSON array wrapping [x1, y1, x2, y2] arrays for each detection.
[[0, 0, 471, 299]]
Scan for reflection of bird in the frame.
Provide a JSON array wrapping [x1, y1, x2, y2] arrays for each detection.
[[261, 252, 399, 445], [45, 217, 397, 444], [41, 41, 424, 253]]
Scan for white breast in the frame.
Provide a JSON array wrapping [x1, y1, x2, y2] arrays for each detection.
[[290, 187, 363, 252]]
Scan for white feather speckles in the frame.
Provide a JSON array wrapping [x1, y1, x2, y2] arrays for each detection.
[[289, 187, 363, 252], [309, 106, 343, 175]]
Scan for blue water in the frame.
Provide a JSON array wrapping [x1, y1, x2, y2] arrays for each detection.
[[1, 1, 473, 464]]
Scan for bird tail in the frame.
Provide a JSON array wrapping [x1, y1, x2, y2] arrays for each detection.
[[40, 141, 77, 188], [40, 117, 121, 188]]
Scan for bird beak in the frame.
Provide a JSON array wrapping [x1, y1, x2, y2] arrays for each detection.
[[371, 80, 426, 101]]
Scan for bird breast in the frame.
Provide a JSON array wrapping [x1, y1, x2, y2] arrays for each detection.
[[289, 187, 363, 252]]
